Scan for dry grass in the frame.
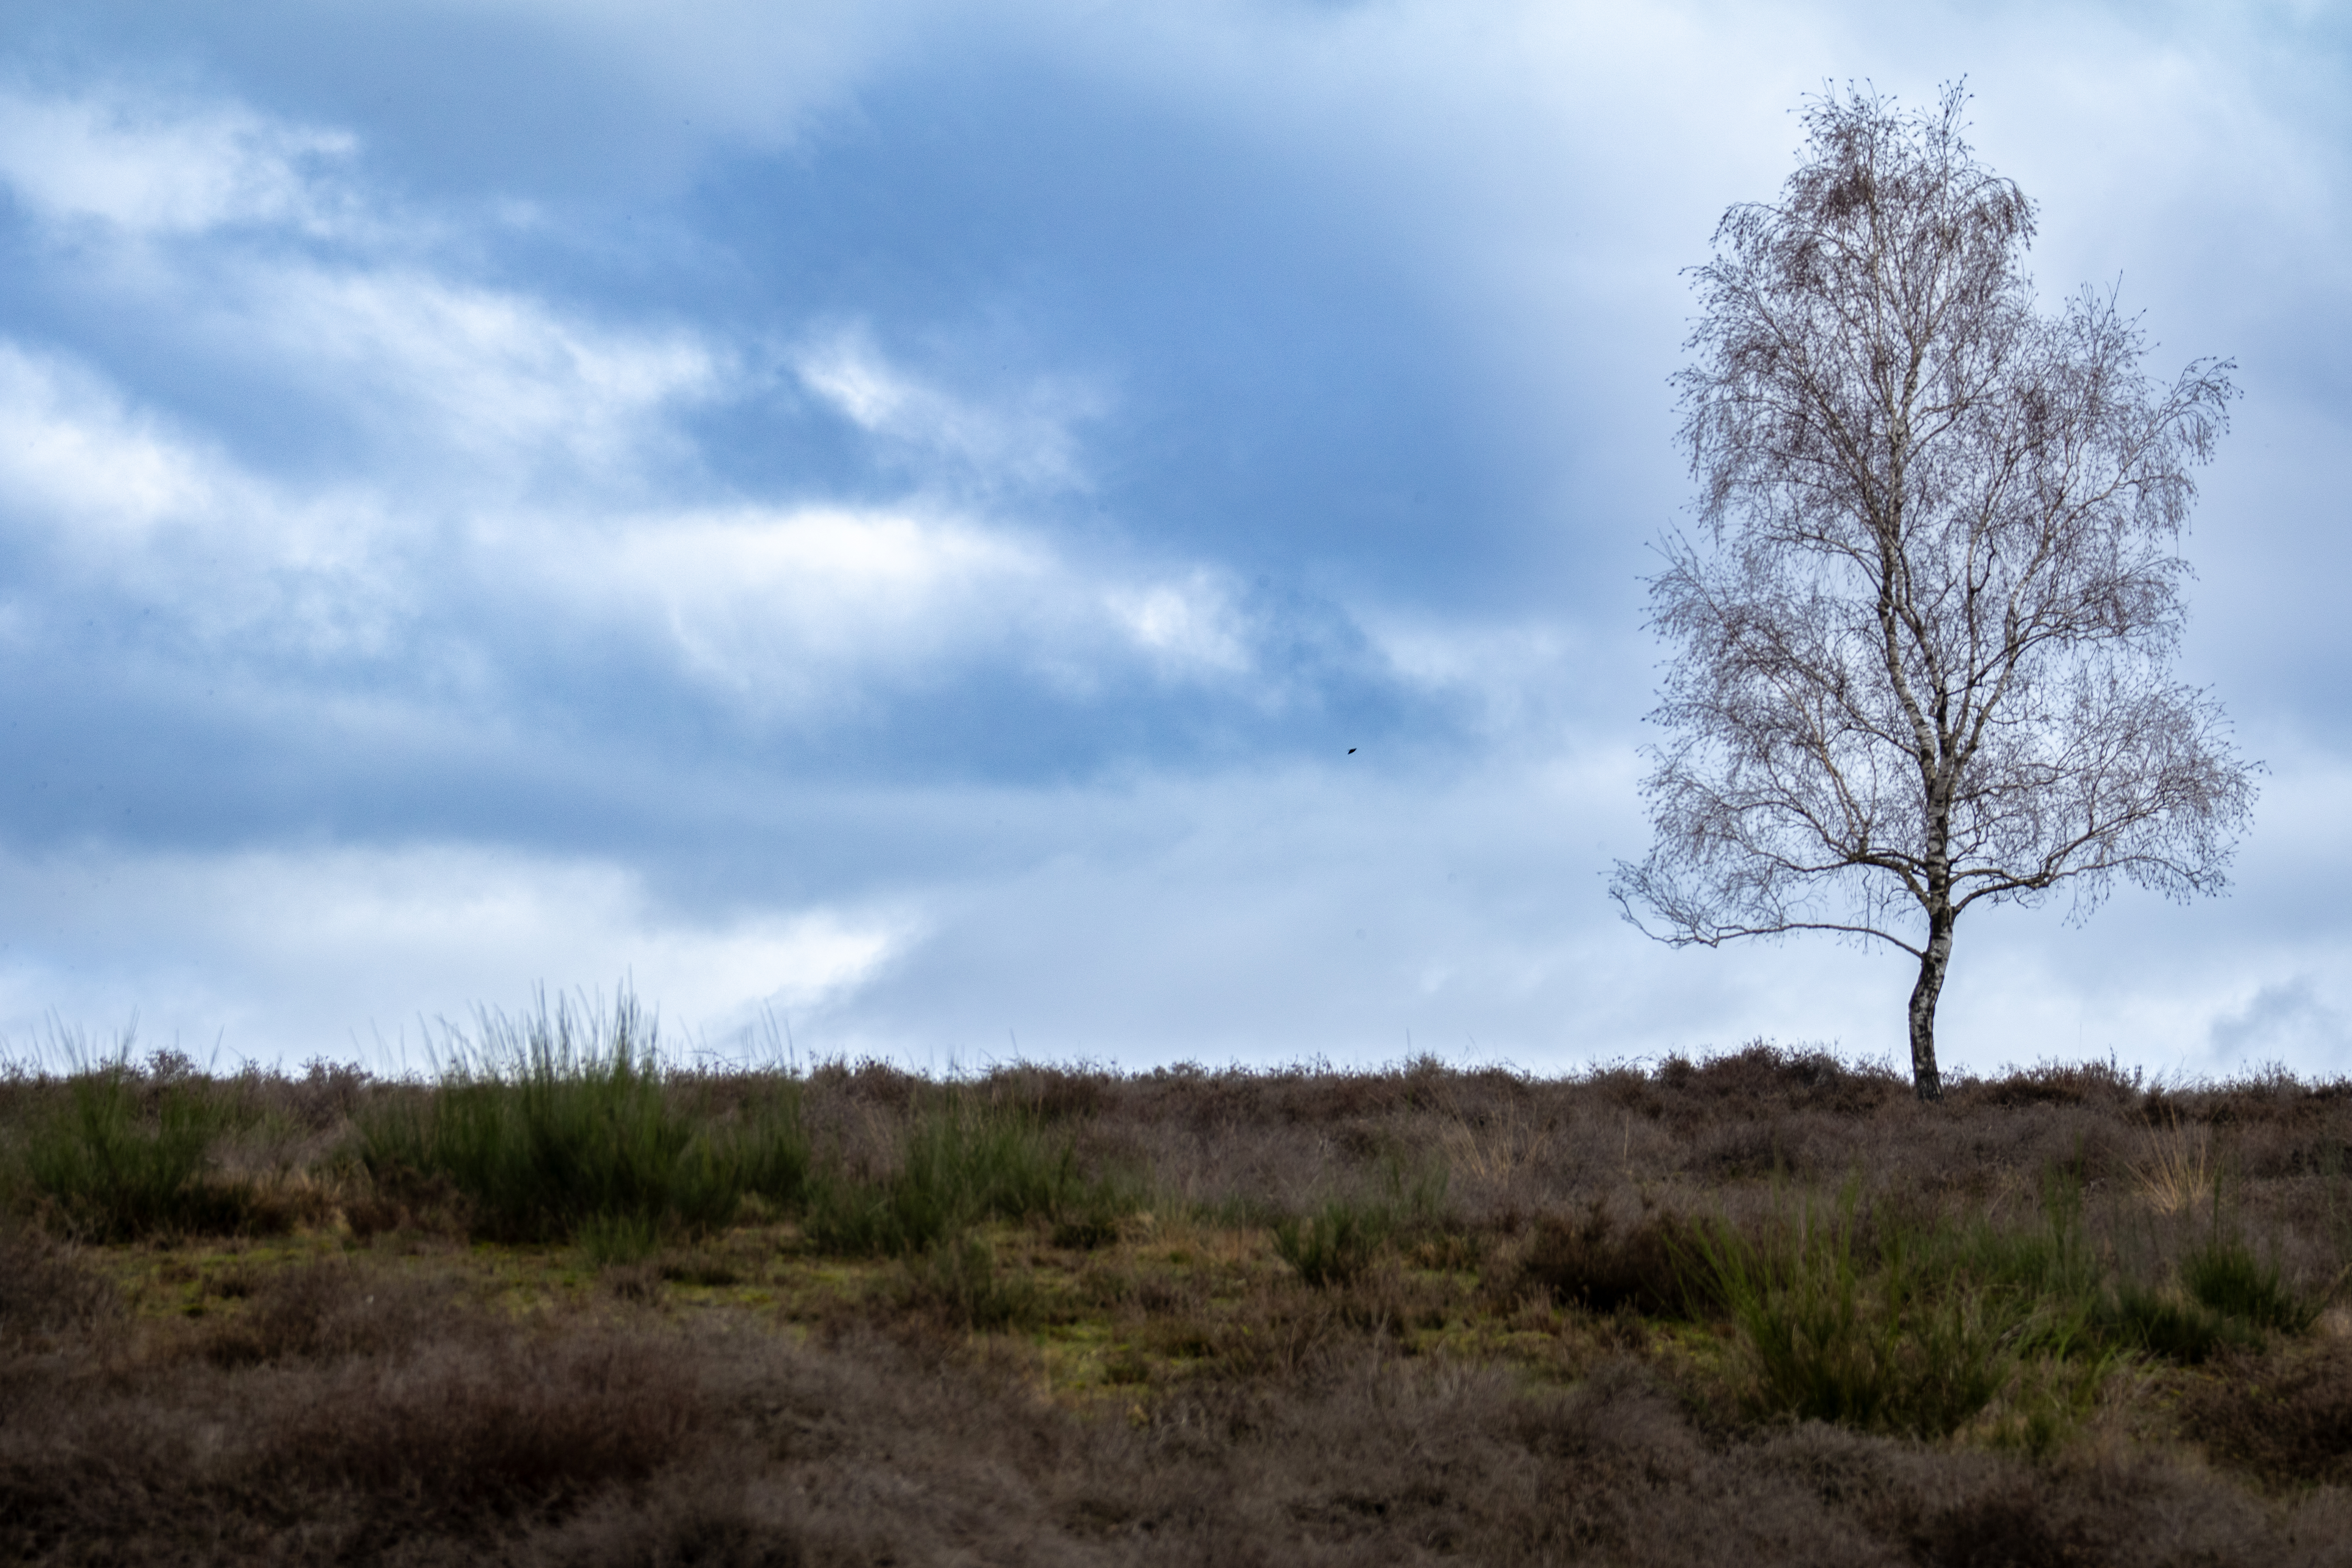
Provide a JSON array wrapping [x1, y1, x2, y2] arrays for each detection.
[[3, 1042, 2352, 1563], [2132, 1113, 2215, 1216]]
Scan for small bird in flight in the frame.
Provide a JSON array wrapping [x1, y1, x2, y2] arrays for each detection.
[[1347, 748, 1356, 754]]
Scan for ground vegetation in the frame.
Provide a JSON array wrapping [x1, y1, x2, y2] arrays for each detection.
[[3, 1011, 2350, 1563]]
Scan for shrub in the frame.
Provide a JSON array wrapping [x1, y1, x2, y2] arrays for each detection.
[[1270, 1152, 1452, 1291], [251, 1328, 704, 1519], [1509, 1201, 1702, 1317], [1381, 1152, 1451, 1238], [1274, 1198, 1392, 1289], [802, 1161, 959, 1256], [1690, 1185, 2022, 1437], [2101, 1282, 2247, 1364], [1931, 1177, 2111, 1358], [1051, 1160, 1149, 1250], [891, 1234, 1038, 1330], [801, 1096, 1123, 1257], [2183, 1238, 2317, 1336], [2173, 1341, 2352, 1490], [579, 1212, 666, 1267], [199, 1258, 455, 1367], [0, 1223, 123, 1350], [358, 994, 797, 1247], [25, 1067, 254, 1241], [1924, 1174, 2302, 1365], [730, 1085, 813, 1210]]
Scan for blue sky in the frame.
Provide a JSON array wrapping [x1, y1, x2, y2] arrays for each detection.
[[0, 0, 2346, 1078]]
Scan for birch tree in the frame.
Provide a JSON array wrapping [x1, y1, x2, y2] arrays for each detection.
[[1610, 84, 2256, 1101]]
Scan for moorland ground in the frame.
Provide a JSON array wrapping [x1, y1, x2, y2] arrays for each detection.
[[5, 1005, 2352, 1565]]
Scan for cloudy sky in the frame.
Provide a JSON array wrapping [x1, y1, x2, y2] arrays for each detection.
[[0, 0, 2344, 1079]]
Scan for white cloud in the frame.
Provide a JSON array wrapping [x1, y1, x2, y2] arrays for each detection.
[[574, 504, 1050, 703], [794, 323, 1103, 492], [0, 341, 408, 655], [0, 80, 726, 484], [1105, 573, 1250, 675], [0, 83, 355, 235], [206, 264, 728, 477], [0, 327, 1256, 711], [521, 503, 1261, 711], [1359, 611, 1625, 739], [0, 75, 1219, 720], [0, 343, 220, 539]]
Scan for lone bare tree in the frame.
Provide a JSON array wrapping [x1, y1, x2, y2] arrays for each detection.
[[1611, 84, 2257, 1100]]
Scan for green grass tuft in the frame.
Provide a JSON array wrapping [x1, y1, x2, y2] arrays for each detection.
[[890, 1233, 1039, 1330], [1273, 1198, 1392, 1288], [2183, 1238, 2318, 1337], [26, 1065, 254, 1241], [1271, 1156, 1446, 1289], [1689, 1183, 2023, 1438], [358, 993, 803, 1247], [801, 1096, 1113, 1256]]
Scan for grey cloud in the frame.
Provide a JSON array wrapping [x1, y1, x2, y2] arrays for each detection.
[[2209, 977, 2349, 1064]]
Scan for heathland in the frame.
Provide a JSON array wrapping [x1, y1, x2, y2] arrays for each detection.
[[4, 1002, 2350, 1564]]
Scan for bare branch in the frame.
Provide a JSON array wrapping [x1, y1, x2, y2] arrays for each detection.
[[1612, 82, 2256, 1100]]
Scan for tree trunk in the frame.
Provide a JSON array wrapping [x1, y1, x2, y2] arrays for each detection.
[[1907, 911, 1955, 1101]]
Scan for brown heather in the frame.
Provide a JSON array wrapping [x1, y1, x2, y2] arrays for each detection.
[[3, 1042, 2351, 1564]]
